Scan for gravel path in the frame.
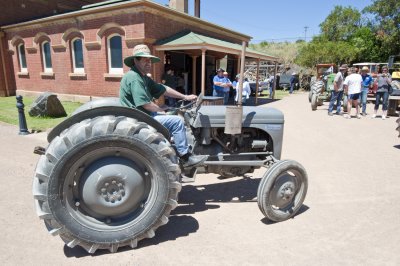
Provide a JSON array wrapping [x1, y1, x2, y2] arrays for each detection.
[[0, 92, 399, 265]]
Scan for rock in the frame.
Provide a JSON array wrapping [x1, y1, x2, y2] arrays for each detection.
[[29, 92, 67, 117]]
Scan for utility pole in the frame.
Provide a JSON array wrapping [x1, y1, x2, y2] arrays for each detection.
[[304, 26, 309, 42]]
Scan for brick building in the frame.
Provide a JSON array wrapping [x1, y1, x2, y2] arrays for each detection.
[[0, 0, 278, 101]]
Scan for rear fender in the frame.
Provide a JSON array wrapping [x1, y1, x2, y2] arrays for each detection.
[[47, 98, 169, 142]]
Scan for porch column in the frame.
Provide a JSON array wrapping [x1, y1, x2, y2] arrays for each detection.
[[191, 55, 198, 95], [273, 62, 278, 99], [201, 48, 206, 95], [236, 55, 241, 75], [0, 31, 10, 96], [255, 58, 260, 105]]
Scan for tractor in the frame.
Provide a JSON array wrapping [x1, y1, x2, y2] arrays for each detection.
[[32, 94, 308, 253]]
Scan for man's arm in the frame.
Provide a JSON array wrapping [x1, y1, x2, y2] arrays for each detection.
[[164, 86, 197, 101], [142, 102, 168, 113]]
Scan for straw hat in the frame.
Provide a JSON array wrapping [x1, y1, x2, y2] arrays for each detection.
[[124, 44, 160, 67]]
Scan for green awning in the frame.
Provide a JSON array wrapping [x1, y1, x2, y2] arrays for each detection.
[[154, 31, 279, 61]]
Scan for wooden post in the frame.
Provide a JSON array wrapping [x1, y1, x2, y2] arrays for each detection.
[[191, 55, 198, 95], [273, 62, 278, 99], [201, 48, 206, 95], [0, 31, 10, 96], [237, 41, 246, 105], [255, 58, 260, 105]]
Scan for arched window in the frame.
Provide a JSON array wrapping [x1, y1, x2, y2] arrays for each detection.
[[71, 38, 84, 73], [18, 43, 27, 73], [107, 34, 123, 74], [41, 41, 52, 73]]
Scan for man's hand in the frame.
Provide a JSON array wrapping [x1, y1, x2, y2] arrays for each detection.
[[184, 94, 197, 101]]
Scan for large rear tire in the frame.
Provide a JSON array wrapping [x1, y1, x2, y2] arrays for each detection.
[[257, 160, 308, 222], [33, 116, 181, 253], [343, 94, 348, 113]]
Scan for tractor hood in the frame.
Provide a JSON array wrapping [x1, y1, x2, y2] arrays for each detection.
[[192, 106, 284, 128]]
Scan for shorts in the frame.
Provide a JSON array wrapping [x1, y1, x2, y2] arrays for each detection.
[[348, 93, 360, 100]]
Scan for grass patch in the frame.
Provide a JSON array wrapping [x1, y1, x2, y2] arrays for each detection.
[[257, 89, 290, 100], [0, 96, 82, 131]]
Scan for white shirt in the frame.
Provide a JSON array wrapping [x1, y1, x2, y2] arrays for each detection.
[[344, 73, 362, 95], [235, 81, 251, 101]]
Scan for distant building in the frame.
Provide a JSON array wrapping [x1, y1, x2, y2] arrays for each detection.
[[0, 0, 277, 101]]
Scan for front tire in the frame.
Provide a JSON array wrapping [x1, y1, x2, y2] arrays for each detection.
[[33, 116, 181, 253], [311, 94, 318, 110], [257, 160, 308, 222]]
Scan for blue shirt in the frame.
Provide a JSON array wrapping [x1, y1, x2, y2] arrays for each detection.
[[213, 75, 226, 92], [361, 74, 373, 90]]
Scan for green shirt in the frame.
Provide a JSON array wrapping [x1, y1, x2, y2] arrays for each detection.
[[119, 66, 166, 116]]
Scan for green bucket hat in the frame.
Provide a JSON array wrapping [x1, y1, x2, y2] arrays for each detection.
[[124, 44, 161, 67]]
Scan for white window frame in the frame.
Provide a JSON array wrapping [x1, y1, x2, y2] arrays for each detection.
[[41, 41, 53, 73], [107, 34, 123, 74], [18, 43, 28, 73], [71, 38, 85, 74]]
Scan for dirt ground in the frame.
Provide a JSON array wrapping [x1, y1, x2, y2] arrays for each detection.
[[0, 92, 399, 266]]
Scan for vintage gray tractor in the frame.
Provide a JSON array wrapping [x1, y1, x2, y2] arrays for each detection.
[[32, 95, 308, 253]]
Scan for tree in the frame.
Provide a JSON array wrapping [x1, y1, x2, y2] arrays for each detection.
[[363, 0, 400, 57], [319, 6, 362, 41]]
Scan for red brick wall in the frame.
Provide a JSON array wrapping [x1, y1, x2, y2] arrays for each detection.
[[4, 6, 245, 99]]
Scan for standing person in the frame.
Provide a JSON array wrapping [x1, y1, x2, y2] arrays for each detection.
[[213, 68, 227, 97], [372, 66, 392, 119], [289, 73, 298, 94], [328, 64, 347, 116], [222, 71, 232, 105], [161, 67, 177, 107], [269, 75, 275, 99], [119, 44, 207, 167], [343, 67, 363, 119], [360, 66, 373, 116], [235, 77, 251, 105]]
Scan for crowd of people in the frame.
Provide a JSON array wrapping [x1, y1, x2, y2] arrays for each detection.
[[328, 64, 392, 119]]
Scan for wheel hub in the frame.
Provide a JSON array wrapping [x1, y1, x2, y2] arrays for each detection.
[[100, 179, 126, 203], [79, 156, 147, 218]]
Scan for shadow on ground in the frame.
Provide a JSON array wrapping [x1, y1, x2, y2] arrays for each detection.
[[63, 176, 309, 257]]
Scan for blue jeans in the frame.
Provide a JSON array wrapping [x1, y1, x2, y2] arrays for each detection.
[[223, 91, 230, 105], [290, 83, 294, 94], [375, 90, 389, 111], [360, 89, 368, 113], [154, 115, 188, 156], [213, 89, 224, 98], [328, 90, 343, 113], [269, 85, 273, 99]]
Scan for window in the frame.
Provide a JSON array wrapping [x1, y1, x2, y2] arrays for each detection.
[[71, 38, 84, 73], [107, 34, 123, 74], [41, 41, 52, 73], [18, 43, 27, 73]]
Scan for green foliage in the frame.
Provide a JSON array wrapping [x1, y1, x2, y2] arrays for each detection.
[[295, 40, 357, 68], [0, 96, 82, 131], [319, 6, 362, 41], [363, 0, 400, 57]]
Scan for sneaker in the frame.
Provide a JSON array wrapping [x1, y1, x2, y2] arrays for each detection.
[[357, 114, 361, 119], [336, 112, 343, 116], [328, 112, 333, 116], [344, 114, 351, 119], [371, 114, 376, 119], [180, 153, 208, 168], [361, 112, 367, 116], [382, 115, 386, 120]]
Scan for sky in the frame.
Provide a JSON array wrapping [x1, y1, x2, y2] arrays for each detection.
[[155, 0, 374, 43]]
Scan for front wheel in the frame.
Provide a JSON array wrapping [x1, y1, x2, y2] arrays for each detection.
[[33, 116, 181, 253], [311, 93, 318, 110], [257, 160, 308, 222]]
